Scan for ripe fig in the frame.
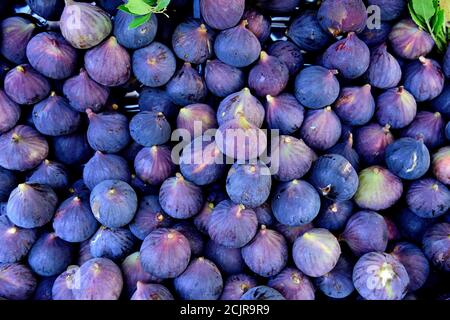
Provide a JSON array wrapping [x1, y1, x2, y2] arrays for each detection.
[[177, 103, 218, 138], [0, 263, 36, 300], [431, 84, 450, 117], [444, 45, 450, 78], [300, 107, 342, 151], [359, 22, 392, 48], [0, 168, 16, 202], [315, 256, 354, 299], [275, 222, 313, 244], [315, 199, 354, 232], [205, 240, 245, 275], [249, 52, 289, 97], [172, 222, 205, 257], [139, 88, 178, 119], [122, 252, 161, 297], [240, 286, 285, 300], [334, 85, 375, 126], [268, 267, 315, 300], [83, 152, 131, 190], [0, 17, 36, 64], [51, 130, 93, 165], [327, 132, 360, 171], [114, 10, 158, 49], [432, 146, 450, 185], [354, 123, 394, 165], [243, 8, 271, 42], [27, 159, 69, 191], [89, 226, 135, 261], [396, 208, 436, 242], [376, 86, 417, 129], [267, 41, 304, 75], [166, 62, 207, 105], [27, 0, 64, 20], [135, 145, 175, 186], [0, 89, 20, 134], [367, 43, 402, 89], [4, 65, 50, 105], [131, 283, 174, 300], [130, 111, 171, 147], [205, 60, 245, 97], [406, 178, 450, 219], [265, 94, 304, 135], [401, 111, 446, 149], [422, 223, 450, 271], [221, 274, 257, 300], [317, 0, 367, 36], [0, 216, 37, 264], [200, 0, 245, 30], [367, 0, 405, 21], [389, 19, 434, 60], [404, 57, 445, 102]]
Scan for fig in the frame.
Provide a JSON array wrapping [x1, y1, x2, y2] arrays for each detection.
[[166, 63, 207, 105], [406, 178, 450, 219], [375, 86, 417, 129], [28, 232, 73, 277], [205, 240, 245, 275], [0, 263, 36, 300], [77, 240, 94, 266], [354, 166, 403, 210], [173, 222, 205, 257], [4, 65, 50, 105], [322, 32, 370, 79], [265, 94, 304, 135], [354, 123, 394, 165], [129, 111, 171, 147], [315, 256, 354, 299], [172, 19, 214, 64], [83, 152, 131, 190], [432, 147, 450, 185], [90, 180, 137, 228], [268, 267, 315, 300], [299, 107, 342, 151], [221, 274, 257, 300], [406, 57, 445, 103], [294, 66, 340, 109], [243, 8, 271, 42], [139, 88, 178, 119], [51, 265, 80, 300], [90, 226, 135, 261], [287, 10, 332, 52], [334, 85, 375, 126], [353, 252, 409, 300], [205, 60, 245, 97], [33, 92, 81, 136], [400, 111, 446, 149], [85, 36, 131, 87], [34, 276, 56, 301], [214, 20, 261, 68], [293, 228, 341, 277], [251, 0, 300, 13], [446, 121, 450, 140], [177, 103, 218, 138], [27, 0, 64, 20], [422, 223, 450, 271], [444, 44, 450, 78], [240, 286, 285, 300], [193, 202, 215, 234], [275, 223, 313, 244], [135, 145, 175, 186], [0, 17, 36, 64], [27, 159, 69, 191], [174, 257, 223, 300], [97, 0, 122, 15], [140, 228, 191, 279], [389, 19, 434, 60], [86, 109, 130, 153], [317, 0, 367, 36], [51, 130, 93, 165], [131, 282, 174, 300], [0, 89, 20, 133], [60, 0, 112, 50], [396, 208, 436, 243], [249, 52, 290, 97], [122, 252, 161, 297], [241, 226, 288, 277], [0, 216, 37, 264], [315, 199, 353, 232], [200, 0, 245, 30], [53, 195, 98, 243], [114, 10, 158, 49], [0, 168, 17, 202], [267, 41, 304, 76], [132, 42, 177, 88], [26, 32, 77, 80], [159, 173, 204, 219], [367, 43, 402, 89], [327, 132, 360, 171], [359, 22, 392, 48], [367, 0, 405, 21]]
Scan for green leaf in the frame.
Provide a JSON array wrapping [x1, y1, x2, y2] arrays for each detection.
[[128, 13, 152, 29], [124, 0, 152, 15], [154, 0, 171, 11], [412, 0, 437, 22], [432, 9, 446, 33], [117, 4, 136, 15], [408, 2, 428, 29]]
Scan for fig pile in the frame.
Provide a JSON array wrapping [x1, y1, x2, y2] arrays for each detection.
[[0, 0, 449, 301]]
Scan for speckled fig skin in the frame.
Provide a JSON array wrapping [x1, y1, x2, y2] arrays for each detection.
[[432, 147, 450, 185], [241, 226, 288, 277], [53, 195, 98, 243], [402, 111, 445, 149], [132, 42, 177, 88], [27, 159, 69, 191], [51, 130, 93, 165], [268, 267, 315, 300], [0, 89, 20, 133], [177, 103, 218, 138], [334, 85, 375, 126], [85, 36, 131, 87], [135, 145, 175, 186], [27, 0, 64, 20], [0, 263, 37, 300], [214, 20, 261, 68], [322, 32, 370, 79], [315, 199, 353, 232], [293, 228, 341, 277], [0, 216, 37, 263], [359, 22, 392, 48], [243, 8, 271, 42], [0, 125, 49, 171], [354, 166, 403, 211], [166, 62, 207, 105], [83, 152, 131, 190], [367, 43, 402, 89], [131, 282, 174, 300], [60, 0, 112, 50], [114, 10, 158, 49], [140, 228, 191, 279], [267, 41, 304, 75], [249, 51, 289, 97], [287, 10, 331, 52], [353, 252, 409, 300], [300, 107, 342, 151], [422, 223, 450, 271], [139, 88, 178, 119], [205, 240, 245, 275], [4, 64, 50, 105], [295, 66, 340, 109], [376, 86, 417, 129], [26, 32, 77, 80], [404, 57, 445, 102], [0, 17, 36, 64], [129, 111, 171, 147], [89, 226, 135, 261], [205, 60, 245, 98], [172, 19, 214, 64], [122, 252, 162, 297], [52, 265, 79, 300], [389, 19, 434, 60], [63, 69, 110, 113], [317, 0, 367, 36], [354, 123, 394, 165], [200, 0, 245, 30], [315, 256, 354, 299], [221, 274, 257, 300], [33, 92, 81, 136], [367, 0, 405, 21]]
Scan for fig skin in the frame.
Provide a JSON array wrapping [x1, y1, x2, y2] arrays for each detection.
[[173, 222, 205, 257], [267, 41, 304, 76], [27, 0, 64, 20], [359, 22, 392, 48], [327, 132, 360, 171], [205, 240, 245, 275], [402, 111, 445, 149], [172, 19, 214, 64], [85, 36, 131, 87], [431, 84, 450, 117], [60, 0, 112, 50], [132, 42, 177, 88], [404, 57, 445, 102], [200, 0, 245, 30], [315, 199, 353, 232], [51, 130, 93, 165], [83, 152, 131, 190], [294, 66, 340, 109], [27, 159, 69, 191], [140, 228, 191, 279], [51, 265, 79, 300], [0, 216, 37, 264], [268, 267, 315, 300], [376, 86, 417, 129], [26, 32, 78, 80], [334, 85, 375, 126], [249, 51, 290, 97], [0, 263, 37, 300], [214, 20, 262, 68], [114, 10, 158, 50], [135, 145, 175, 186], [432, 146, 450, 185], [4, 64, 50, 105], [287, 10, 332, 52], [367, 43, 402, 89], [243, 8, 271, 43], [221, 274, 257, 300], [367, 0, 405, 21], [131, 282, 174, 300], [32, 92, 81, 137], [63, 69, 110, 113], [129, 111, 171, 147], [396, 208, 436, 243], [121, 252, 161, 297], [89, 226, 135, 261], [240, 286, 285, 300], [317, 0, 368, 36], [300, 107, 342, 151], [444, 45, 450, 78], [0, 167, 17, 202], [315, 256, 354, 299], [0, 89, 21, 134], [34, 276, 57, 301], [265, 94, 304, 135], [139, 88, 178, 119], [422, 223, 450, 272], [0, 17, 36, 64], [354, 123, 394, 165], [389, 19, 434, 60], [0, 125, 49, 172], [177, 104, 218, 138], [166, 63, 207, 105], [205, 60, 245, 98]]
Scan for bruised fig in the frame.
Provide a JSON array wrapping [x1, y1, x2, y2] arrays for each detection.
[[404, 57, 445, 102], [402, 111, 445, 149], [267, 41, 304, 76], [214, 20, 261, 68], [26, 32, 77, 80], [205, 60, 245, 97], [0, 263, 37, 300], [89, 226, 135, 261], [317, 0, 367, 36], [27, 0, 64, 20], [354, 123, 394, 165], [85, 37, 131, 87], [63, 69, 109, 113], [367, 0, 405, 21], [406, 178, 450, 219], [200, 0, 245, 30], [389, 19, 434, 60], [334, 85, 375, 126], [177, 104, 218, 138], [287, 10, 331, 52], [0, 125, 48, 172], [83, 152, 131, 190], [166, 63, 207, 105], [243, 8, 271, 43], [172, 19, 214, 64], [135, 145, 176, 186], [60, 0, 112, 50], [367, 43, 402, 89], [0, 17, 36, 64], [376, 86, 417, 129], [432, 147, 450, 185], [249, 52, 289, 97], [0, 216, 37, 263], [129, 111, 171, 147], [4, 65, 50, 105], [114, 10, 157, 49], [131, 283, 174, 300], [27, 159, 69, 191], [0, 89, 20, 134]]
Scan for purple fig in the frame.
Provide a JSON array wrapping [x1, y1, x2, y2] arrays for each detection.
[[422, 223, 450, 271], [131, 282, 174, 300], [265, 94, 304, 135], [314, 199, 354, 232], [51, 265, 79, 300], [376, 86, 417, 129], [315, 256, 354, 299], [139, 88, 178, 119], [249, 51, 289, 97], [134, 145, 175, 186], [51, 130, 93, 165], [389, 19, 434, 60], [404, 57, 445, 102], [251, 0, 300, 13], [200, 0, 245, 30], [432, 146, 450, 185], [0, 89, 20, 133], [83, 152, 131, 190], [34, 276, 56, 301], [359, 22, 392, 48], [220, 274, 257, 300], [240, 286, 285, 300], [166, 62, 207, 105], [327, 132, 360, 171], [406, 178, 450, 219], [121, 252, 161, 297], [267, 41, 304, 75], [317, 0, 367, 36], [0, 168, 16, 202], [27, 0, 65, 20], [402, 111, 445, 149], [0, 263, 36, 300], [0, 17, 36, 64], [354, 123, 394, 165], [275, 223, 313, 244], [194, 202, 215, 234], [367, 0, 405, 21], [367, 43, 402, 89], [0, 216, 37, 263], [205, 60, 245, 98], [27, 159, 69, 191], [444, 44, 450, 78], [89, 226, 135, 261], [205, 240, 245, 275], [172, 222, 205, 257], [334, 85, 375, 126], [177, 103, 218, 138], [114, 10, 158, 49], [268, 267, 315, 300], [129, 111, 172, 147], [300, 107, 342, 151], [243, 8, 271, 42]]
